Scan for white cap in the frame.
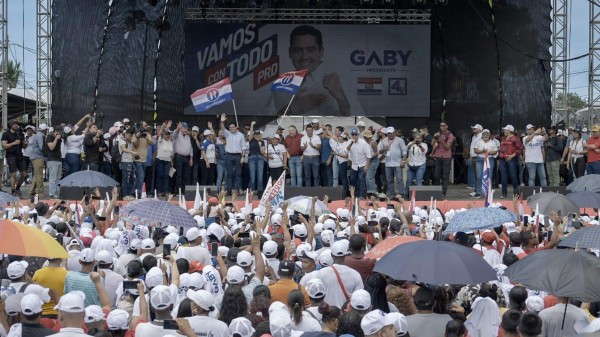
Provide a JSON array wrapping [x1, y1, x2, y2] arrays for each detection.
[[526, 124, 535, 130], [25, 125, 35, 131], [356, 121, 366, 127], [84, 305, 106, 323], [504, 222, 517, 234], [55, 291, 86, 313], [311, 118, 319, 124], [107, 309, 129, 330], [263, 240, 278, 256], [270, 310, 292, 337], [21, 294, 43, 315], [186, 289, 214, 311], [38, 123, 48, 131], [293, 224, 308, 237], [331, 240, 350, 257], [351, 289, 371, 310], [63, 126, 72, 134], [229, 317, 255, 337], [207, 224, 225, 241], [122, 118, 130, 123], [163, 233, 179, 247], [502, 125, 515, 132], [96, 250, 113, 264], [188, 272, 206, 290], [7, 261, 28, 279], [361, 309, 396, 335], [313, 222, 324, 234], [323, 219, 336, 231], [5, 293, 24, 316], [192, 126, 200, 132], [130, 238, 142, 250], [269, 301, 288, 316], [150, 285, 174, 310], [186, 227, 201, 241], [526, 295, 544, 312], [145, 267, 164, 288], [217, 246, 229, 257], [23, 284, 51, 303], [471, 124, 483, 130], [271, 213, 282, 225], [321, 230, 334, 244], [113, 121, 123, 128], [79, 248, 95, 263], [203, 129, 212, 136], [237, 251, 253, 267], [141, 238, 155, 250], [386, 126, 395, 134], [295, 243, 312, 257], [165, 225, 178, 234], [318, 249, 333, 267], [387, 312, 409, 335], [482, 129, 490, 134], [227, 266, 246, 284], [583, 127, 589, 133], [305, 279, 326, 299]]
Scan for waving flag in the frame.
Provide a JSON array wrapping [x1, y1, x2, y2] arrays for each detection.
[[194, 183, 202, 211], [271, 69, 307, 94], [267, 171, 286, 208], [260, 177, 273, 207], [482, 152, 493, 207], [190, 78, 234, 113]]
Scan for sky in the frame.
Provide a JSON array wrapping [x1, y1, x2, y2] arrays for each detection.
[[5, 1, 593, 101]]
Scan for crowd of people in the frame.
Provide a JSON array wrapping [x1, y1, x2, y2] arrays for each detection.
[[0, 185, 599, 337], [4, 113, 600, 200]]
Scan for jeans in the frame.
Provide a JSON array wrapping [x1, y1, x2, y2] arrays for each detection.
[[303, 156, 320, 187], [191, 163, 200, 186], [102, 162, 112, 178], [85, 162, 100, 172], [120, 162, 135, 197], [47, 161, 62, 197], [289, 156, 303, 187], [248, 155, 265, 192], [332, 157, 339, 187], [174, 154, 191, 190], [588, 160, 600, 174], [30, 158, 45, 195], [200, 159, 216, 185], [499, 157, 520, 197], [525, 162, 547, 187], [406, 164, 426, 195], [433, 158, 451, 195], [475, 157, 495, 194], [134, 162, 145, 195], [156, 159, 171, 194], [339, 161, 349, 194], [65, 153, 81, 176], [216, 160, 226, 190], [366, 157, 379, 194], [546, 160, 560, 186], [467, 158, 476, 188], [320, 162, 333, 187], [145, 164, 155, 194], [386, 166, 404, 196], [350, 167, 366, 198], [226, 153, 242, 191]]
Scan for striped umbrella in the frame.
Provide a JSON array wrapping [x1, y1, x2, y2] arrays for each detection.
[[444, 207, 516, 233], [120, 199, 196, 229], [0, 219, 70, 258]]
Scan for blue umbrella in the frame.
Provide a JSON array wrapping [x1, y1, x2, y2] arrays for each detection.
[[558, 226, 600, 250], [566, 191, 600, 209], [0, 192, 18, 205], [121, 199, 196, 229], [374, 240, 497, 285], [59, 169, 119, 188], [444, 207, 516, 233], [567, 174, 600, 192]]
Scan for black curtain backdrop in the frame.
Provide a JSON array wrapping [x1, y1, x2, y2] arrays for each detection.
[[52, 0, 551, 141]]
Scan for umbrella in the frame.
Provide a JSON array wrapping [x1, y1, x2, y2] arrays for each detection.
[[566, 191, 600, 209], [567, 174, 600, 192], [120, 199, 196, 229], [285, 196, 332, 216], [527, 191, 560, 205], [0, 219, 70, 258], [373, 240, 497, 285], [558, 226, 600, 250], [503, 249, 600, 302], [365, 236, 423, 260], [59, 169, 119, 188], [527, 193, 580, 216], [0, 191, 18, 205], [444, 207, 516, 233]]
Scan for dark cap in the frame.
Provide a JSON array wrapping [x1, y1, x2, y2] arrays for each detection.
[[508, 232, 522, 244], [253, 130, 261, 135], [226, 247, 241, 267], [414, 286, 434, 308], [278, 260, 296, 273], [277, 126, 285, 130]]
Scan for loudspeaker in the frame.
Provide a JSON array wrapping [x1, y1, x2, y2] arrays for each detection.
[[60, 186, 118, 200], [409, 185, 444, 201], [183, 185, 218, 199], [286, 186, 345, 200], [519, 186, 568, 199]]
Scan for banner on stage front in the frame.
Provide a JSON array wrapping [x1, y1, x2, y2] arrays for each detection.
[[184, 23, 430, 117]]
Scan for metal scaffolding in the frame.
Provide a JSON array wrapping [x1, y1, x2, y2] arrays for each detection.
[[0, 0, 7, 129], [551, 0, 568, 125], [37, 0, 52, 126], [185, 8, 431, 23]]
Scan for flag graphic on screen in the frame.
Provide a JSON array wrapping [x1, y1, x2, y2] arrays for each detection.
[[190, 78, 234, 113], [482, 152, 492, 207], [271, 69, 307, 94]]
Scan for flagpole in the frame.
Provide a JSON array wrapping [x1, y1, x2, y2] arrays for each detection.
[[231, 99, 240, 128], [277, 94, 296, 128]]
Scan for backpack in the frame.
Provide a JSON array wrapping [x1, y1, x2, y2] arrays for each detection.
[[110, 137, 121, 164]]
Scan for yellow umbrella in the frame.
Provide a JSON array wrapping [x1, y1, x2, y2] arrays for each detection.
[[0, 219, 70, 258]]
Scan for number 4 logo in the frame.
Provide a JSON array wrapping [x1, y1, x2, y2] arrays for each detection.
[[388, 78, 407, 95]]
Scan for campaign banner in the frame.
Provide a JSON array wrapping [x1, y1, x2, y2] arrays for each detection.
[[184, 23, 431, 117]]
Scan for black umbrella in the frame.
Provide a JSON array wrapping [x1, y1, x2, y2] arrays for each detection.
[[373, 240, 497, 285], [558, 226, 600, 250], [566, 191, 600, 209], [527, 193, 580, 216], [58, 169, 119, 188]]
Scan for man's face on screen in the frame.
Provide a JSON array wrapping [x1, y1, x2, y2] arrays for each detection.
[[289, 34, 323, 74]]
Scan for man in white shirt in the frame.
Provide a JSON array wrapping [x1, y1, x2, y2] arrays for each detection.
[[220, 113, 245, 194], [347, 128, 372, 198], [382, 127, 407, 197], [468, 124, 483, 190], [301, 125, 322, 187], [523, 124, 548, 187], [96, 250, 124, 307], [176, 227, 212, 266], [314, 241, 363, 308], [52, 291, 89, 337]]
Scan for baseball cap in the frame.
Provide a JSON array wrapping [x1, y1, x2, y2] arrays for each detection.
[[526, 124, 535, 130], [145, 267, 164, 288], [270, 310, 292, 337], [63, 126, 72, 134], [181, 122, 188, 129], [227, 266, 246, 285], [38, 123, 48, 131], [25, 125, 35, 131], [7, 261, 28, 279], [191, 126, 200, 132], [526, 295, 544, 312], [350, 128, 359, 135], [311, 118, 319, 124], [301, 250, 319, 262], [293, 224, 308, 237], [207, 223, 225, 241], [481, 129, 490, 134], [188, 272, 206, 290], [278, 260, 296, 274], [79, 248, 95, 263], [203, 129, 212, 136], [323, 219, 336, 231], [583, 127, 589, 133], [21, 294, 43, 315], [228, 317, 255, 337], [356, 121, 366, 127], [331, 240, 350, 257], [237, 251, 253, 267], [593, 125, 600, 132], [186, 227, 201, 241], [362, 130, 373, 138], [5, 293, 24, 316], [107, 309, 129, 330], [114, 121, 123, 128], [351, 289, 371, 310], [141, 238, 155, 250], [386, 126, 396, 134], [305, 279, 326, 299], [129, 238, 142, 251], [84, 305, 106, 323], [187, 289, 215, 311], [55, 291, 86, 313], [471, 124, 483, 130], [150, 285, 174, 310], [318, 249, 333, 267], [295, 243, 312, 257], [96, 250, 113, 265], [263, 240, 278, 257], [388, 312, 409, 336], [361, 309, 396, 336], [502, 125, 515, 132], [122, 118, 130, 123]]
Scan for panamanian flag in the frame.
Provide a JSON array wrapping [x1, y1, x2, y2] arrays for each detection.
[[190, 78, 234, 113], [271, 69, 308, 94], [268, 171, 286, 208]]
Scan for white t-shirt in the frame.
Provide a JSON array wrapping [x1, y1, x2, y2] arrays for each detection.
[[334, 140, 350, 164], [99, 268, 124, 307], [134, 322, 185, 337], [473, 139, 498, 158], [570, 138, 586, 160], [156, 138, 173, 161], [187, 315, 228, 337], [176, 246, 212, 265], [301, 135, 321, 157], [66, 134, 86, 154], [314, 264, 364, 308], [470, 133, 482, 157], [523, 135, 545, 163], [292, 312, 322, 332], [406, 142, 428, 166], [305, 307, 322, 324], [349, 138, 372, 170], [267, 144, 287, 168]]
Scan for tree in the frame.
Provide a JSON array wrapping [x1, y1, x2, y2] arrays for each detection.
[[553, 92, 587, 125], [0, 60, 22, 89]]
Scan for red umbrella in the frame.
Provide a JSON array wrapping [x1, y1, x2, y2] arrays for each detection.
[[365, 236, 423, 259]]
